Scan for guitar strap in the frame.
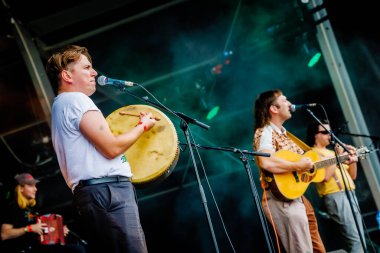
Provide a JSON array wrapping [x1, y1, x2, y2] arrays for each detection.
[[286, 131, 311, 152]]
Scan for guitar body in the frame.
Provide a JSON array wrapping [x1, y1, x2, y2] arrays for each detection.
[[266, 150, 326, 201]]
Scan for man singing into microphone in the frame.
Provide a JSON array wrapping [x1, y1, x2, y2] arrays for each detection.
[[253, 89, 326, 253], [47, 45, 156, 253]]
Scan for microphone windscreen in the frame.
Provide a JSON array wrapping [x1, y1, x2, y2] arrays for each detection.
[[96, 75, 107, 86]]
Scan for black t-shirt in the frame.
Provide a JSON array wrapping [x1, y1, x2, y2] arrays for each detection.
[[2, 200, 40, 252], [2, 201, 86, 253]]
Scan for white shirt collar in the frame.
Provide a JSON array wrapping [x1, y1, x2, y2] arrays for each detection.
[[269, 122, 287, 135]]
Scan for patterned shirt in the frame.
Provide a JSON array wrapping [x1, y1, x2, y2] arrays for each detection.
[[254, 123, 303, 155]]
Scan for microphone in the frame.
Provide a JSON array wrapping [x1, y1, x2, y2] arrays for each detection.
[[290, 103, 318, 112], [97, 75, 136, 87]]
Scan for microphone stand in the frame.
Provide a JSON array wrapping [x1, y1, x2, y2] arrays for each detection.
[[68, 230, 88, 246], [306, 109, 368, 253], [180, 142, 275, 253], [180, 142, 270, 158], [238, 152, 275, 253], [118, 87, 222, 252]]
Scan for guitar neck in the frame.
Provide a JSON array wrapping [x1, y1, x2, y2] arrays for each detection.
[[315, 153, 349, 169]]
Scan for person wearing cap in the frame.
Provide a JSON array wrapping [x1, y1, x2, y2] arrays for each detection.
[[1, 173, 86, 253]]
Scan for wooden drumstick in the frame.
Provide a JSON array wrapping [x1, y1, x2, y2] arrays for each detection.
[[119, 111, 161, 121]]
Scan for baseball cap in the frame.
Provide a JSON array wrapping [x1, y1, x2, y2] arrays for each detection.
[[14, 173, 40, 185]]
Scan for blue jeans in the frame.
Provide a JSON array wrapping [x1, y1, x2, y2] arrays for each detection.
[[74, 181, 148, 253]]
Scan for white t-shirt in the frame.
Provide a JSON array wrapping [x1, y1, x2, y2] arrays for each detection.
[[51, 92, 132, 191]]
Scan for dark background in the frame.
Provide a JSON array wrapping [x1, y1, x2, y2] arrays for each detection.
[[0, 0, 380, 252]]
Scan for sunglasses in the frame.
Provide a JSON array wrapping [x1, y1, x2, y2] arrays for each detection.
[[317, 130, 330, 135]]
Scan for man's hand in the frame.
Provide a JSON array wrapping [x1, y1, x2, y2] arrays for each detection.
[[336, 144, 358, 164], [295, 157, 314, 171], [31, 220, 48, 235], [139, 112, 156, 131], [63, 225, 69, 237]]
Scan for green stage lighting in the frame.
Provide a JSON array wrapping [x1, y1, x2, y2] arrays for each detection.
[[307, 52, 321, 68], [206, 106, 220, 120]]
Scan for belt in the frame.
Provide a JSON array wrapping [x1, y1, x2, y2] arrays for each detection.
[[78, 176, 131, 187]]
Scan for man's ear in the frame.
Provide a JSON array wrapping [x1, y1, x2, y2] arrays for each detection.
[[269, 104, 278, 114], [61, 70, 72, 83]]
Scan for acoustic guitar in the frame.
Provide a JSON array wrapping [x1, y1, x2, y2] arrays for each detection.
[[264, 146, 370, 201]]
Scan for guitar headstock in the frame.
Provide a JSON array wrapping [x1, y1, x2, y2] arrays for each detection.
[[356, 146, 370, 159]]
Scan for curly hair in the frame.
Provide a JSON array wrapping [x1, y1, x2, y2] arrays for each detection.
[[253, 89, 282, 130]]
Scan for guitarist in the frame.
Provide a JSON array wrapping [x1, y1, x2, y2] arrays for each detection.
[[253, 89, 326, 253], [306, 120, 365, 253]]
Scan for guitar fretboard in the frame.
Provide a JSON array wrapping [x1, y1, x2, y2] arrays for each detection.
[[315, 154, 349, 169]]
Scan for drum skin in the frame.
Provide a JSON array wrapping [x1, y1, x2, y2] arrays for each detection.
[[106, 104, 179, 187]]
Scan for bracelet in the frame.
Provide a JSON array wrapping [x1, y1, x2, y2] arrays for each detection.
[[24, 226, 28, 233], [27, 225, 32, 233], [137, 121, 147, 132]]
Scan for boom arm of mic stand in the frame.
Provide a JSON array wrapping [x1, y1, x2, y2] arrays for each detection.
[[176, 112, 210, 130], [120, 88, 210, 130], [235, 149, 271, 157], [180, 142, 271, 157]]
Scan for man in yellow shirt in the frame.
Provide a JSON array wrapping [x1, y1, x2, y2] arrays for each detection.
[[306, 120, 366, 253]]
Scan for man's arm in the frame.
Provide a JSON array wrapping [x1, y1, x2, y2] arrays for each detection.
[[335, 144, 358, 179], [1, 223, 25, 240], [1, 221, 46, 240], [344, 145, 358, 179], [256, 149, 314, 174], [79, 111, 156, 159]]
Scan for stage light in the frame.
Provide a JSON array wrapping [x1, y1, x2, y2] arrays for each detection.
[[206, 106, 220, 120], [211, 50, 233, 75], [307, 52, 321, 68]]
